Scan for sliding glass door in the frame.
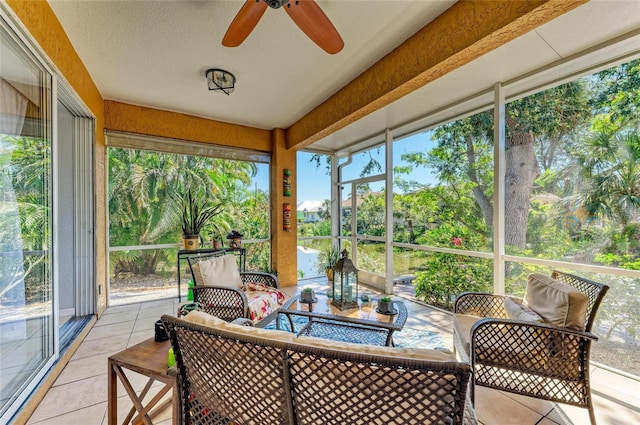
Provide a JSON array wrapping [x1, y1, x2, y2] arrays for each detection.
[[0, 19, 54, 420]]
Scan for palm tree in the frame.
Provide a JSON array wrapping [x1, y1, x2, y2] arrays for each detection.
[[570, 130, 640, 226], [1, 135, 50, 300], [108, 149, 256, 274], [317, 199, 331, 220]]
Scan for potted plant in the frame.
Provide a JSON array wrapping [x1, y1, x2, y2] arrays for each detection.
[[377, 296, 394, 314], [226, 230, 244, 249], [207, 224, 227, 249], [181, 189, 225, 251], [317, 244, 340, 282], [300, 286, 315, 302]]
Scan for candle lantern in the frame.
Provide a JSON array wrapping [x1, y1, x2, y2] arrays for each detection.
[[331, 249, 358, 310]]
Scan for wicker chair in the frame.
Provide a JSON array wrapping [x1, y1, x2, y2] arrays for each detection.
[[162, 313, 477, 425], [453, 271, 609, 425], [185, 252, 280, 322]]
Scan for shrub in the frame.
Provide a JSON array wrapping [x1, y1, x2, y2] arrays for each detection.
[[414, 227, 492, 311]]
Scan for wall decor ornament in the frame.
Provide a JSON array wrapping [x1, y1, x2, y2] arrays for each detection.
[[283, 169, 292, 197], [283, 203, 292, 231]]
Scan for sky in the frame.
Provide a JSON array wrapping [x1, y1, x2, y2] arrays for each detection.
[[251, 130, 439, 203]]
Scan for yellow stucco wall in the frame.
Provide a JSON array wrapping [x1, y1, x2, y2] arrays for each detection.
[[104, 101, 271, 152], [270, 129, 298, 286]]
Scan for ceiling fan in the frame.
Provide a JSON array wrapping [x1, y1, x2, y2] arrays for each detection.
[[222, 0, 344, 54]]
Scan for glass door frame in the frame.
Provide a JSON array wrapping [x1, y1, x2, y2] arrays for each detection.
[[0, 12, 56, 421], [334, 131, 395, 294], [0, 6, 95, 422]]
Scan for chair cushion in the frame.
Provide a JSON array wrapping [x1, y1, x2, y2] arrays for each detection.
[[191, 254, 242, 289], [524, 273, 588, 330], [453, 313, 482, 356], [184, 310, 297, 343], [295, 335, 455, 361], [504, 297, 544, 323]]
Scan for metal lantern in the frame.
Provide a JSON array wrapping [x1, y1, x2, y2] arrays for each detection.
[[331, 249, 358, 310]]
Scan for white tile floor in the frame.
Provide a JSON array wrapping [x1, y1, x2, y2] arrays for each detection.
[[21, 279, 640, 425]]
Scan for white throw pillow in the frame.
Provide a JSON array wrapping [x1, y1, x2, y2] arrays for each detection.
[[192, 254, 242, 289]]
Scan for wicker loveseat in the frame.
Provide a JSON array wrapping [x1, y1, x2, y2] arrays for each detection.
[[162, 311, 477, 425], [186, 253, 283, 323], [453, 271, 608, 425]]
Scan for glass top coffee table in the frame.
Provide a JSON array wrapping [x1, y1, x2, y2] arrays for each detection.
[[273, 293, 407, 346]]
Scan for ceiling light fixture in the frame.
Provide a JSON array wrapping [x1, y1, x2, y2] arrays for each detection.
[[206, 68, 235, 95]]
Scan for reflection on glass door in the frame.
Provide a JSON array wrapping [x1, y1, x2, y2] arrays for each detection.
[[355, 182, 386, 238], [339, 179, 387, 275], [0, 21, 54, 421], [355, 181, 386, 276]]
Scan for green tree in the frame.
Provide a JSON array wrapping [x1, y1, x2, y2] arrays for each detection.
[[317, 199, 331, 220], [571, 131, 640, 227], [1, 136, 49, 300], [590, 59, 640, 129], [356, 192, 385, 236], [413, 225, 492, 310], [402, 82, 590, 250], [108, 148, 262, 274]]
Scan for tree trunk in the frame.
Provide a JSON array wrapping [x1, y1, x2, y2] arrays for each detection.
[[466, 137, 494, 231], [504, 129, 538, 249]]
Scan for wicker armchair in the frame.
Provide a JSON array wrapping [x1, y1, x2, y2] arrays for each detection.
[[162, 313, 477, 425], [185, 252, 280, 322], [453, 271, 608, 425]]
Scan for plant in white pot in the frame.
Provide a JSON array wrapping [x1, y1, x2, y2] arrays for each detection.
[[181, 190, 225, 251], [300, 286, 315, 302]]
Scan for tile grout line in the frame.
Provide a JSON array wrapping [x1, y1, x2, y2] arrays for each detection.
[[27, 399, 107, 424]]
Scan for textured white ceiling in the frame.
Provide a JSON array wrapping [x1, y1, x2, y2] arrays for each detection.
[[47, 0, 640, 152], [48, 0, 455, 129]]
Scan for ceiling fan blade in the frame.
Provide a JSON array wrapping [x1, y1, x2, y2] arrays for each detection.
[[284, 0, 344, 54], [222, 0, 268, 47]]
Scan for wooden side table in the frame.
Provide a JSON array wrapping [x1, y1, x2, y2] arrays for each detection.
[[108, 338, 178, 425]]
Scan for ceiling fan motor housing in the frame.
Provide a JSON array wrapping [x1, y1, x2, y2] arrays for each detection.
[[265, 0, 289, 9]]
